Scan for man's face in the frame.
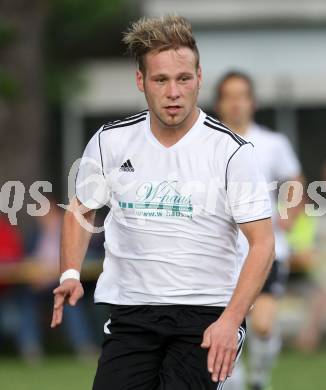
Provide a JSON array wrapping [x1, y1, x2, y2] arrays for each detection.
[[136, 47, 202, 129], [216, 77, 255, 127]]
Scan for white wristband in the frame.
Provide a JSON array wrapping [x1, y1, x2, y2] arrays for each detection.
[[60, 269, 80, 284]]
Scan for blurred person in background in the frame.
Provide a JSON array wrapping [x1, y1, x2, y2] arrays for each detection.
[[24, 198, 97, 360], [286, 191, 317, 276], [0, 215, 28, 359], [214, 71, 302, 390], [295, 161, 326, 352]]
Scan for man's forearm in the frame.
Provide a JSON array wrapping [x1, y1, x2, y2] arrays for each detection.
[[60, 198, 96, 274], [220, 242, 275, 327]]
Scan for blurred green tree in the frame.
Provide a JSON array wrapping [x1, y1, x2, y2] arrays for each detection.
[[0, 0, 48, 196], [0, 0, 137, 223], [45, 0, 135, 103]]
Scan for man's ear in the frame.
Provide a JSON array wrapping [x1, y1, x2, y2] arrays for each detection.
[[136, 70, 144, 92]]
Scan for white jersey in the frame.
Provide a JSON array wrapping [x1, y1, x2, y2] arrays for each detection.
[[237, 123, 301, 263], [75, 109, 272, 306]]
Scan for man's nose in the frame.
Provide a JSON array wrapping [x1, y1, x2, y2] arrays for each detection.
[[166, 81, 180, 100]]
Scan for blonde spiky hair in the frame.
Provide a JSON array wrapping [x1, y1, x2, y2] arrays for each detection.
[[122, 15, 199, 73]]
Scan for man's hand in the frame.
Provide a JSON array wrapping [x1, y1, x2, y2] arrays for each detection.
[[51, 279, 84, 328], [201, 317, 238, 383]]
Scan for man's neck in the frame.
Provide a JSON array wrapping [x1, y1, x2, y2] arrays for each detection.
[[225, 121, 251, 137]]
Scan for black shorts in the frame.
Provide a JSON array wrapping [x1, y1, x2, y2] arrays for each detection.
[[93, 304, 246, 390], [261, 260, 289, 297]]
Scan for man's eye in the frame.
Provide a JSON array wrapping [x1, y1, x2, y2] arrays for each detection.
[[180, 76, 190, 82], [157, 79, 165, 83]]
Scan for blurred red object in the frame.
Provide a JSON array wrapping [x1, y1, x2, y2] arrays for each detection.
[[0, 217, 23, 261], [0, 216, 24, 290]]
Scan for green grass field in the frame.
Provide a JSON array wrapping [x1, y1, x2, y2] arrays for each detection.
[[0, 349, 324, 390]]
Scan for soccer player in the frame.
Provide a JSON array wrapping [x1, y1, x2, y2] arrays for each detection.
[[214, 71, 302, 390], [51, 16, 275, 390]]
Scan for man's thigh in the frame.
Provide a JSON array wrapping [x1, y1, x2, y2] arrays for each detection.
[[158, 334, 216, 390], [158, 307, 246, 390], [92, 305, 165, 390]]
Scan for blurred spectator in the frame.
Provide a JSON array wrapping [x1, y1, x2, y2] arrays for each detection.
[[0, 216, 28, 358], [0, 216, 23, 262], [287, 193, 317, 274], [22, 198, 98, 360], [295, 162, 326, 352], [214, 71, 302, 390]]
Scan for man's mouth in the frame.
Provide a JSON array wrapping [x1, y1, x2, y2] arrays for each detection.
[[165, 105, 182, 114]]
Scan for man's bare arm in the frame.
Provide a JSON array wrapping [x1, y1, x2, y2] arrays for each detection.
[[201, 218, 275, 382], [60, 196, 96, 273], [51, 196, 96, 328], [220, 217, 275, 326]]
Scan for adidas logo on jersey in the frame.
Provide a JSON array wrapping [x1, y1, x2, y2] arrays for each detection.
[[119, 159, 134, 172]]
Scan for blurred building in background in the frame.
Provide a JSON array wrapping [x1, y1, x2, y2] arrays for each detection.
[[62, 0, 326, 196]]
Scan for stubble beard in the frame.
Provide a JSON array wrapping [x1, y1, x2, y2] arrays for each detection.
[[154, 108, 188, 130]]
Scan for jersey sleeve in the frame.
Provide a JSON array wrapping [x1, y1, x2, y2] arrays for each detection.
[[273, 134, 301, 181], [75, 127, 110, 209], [226, 143, 272, 224]]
